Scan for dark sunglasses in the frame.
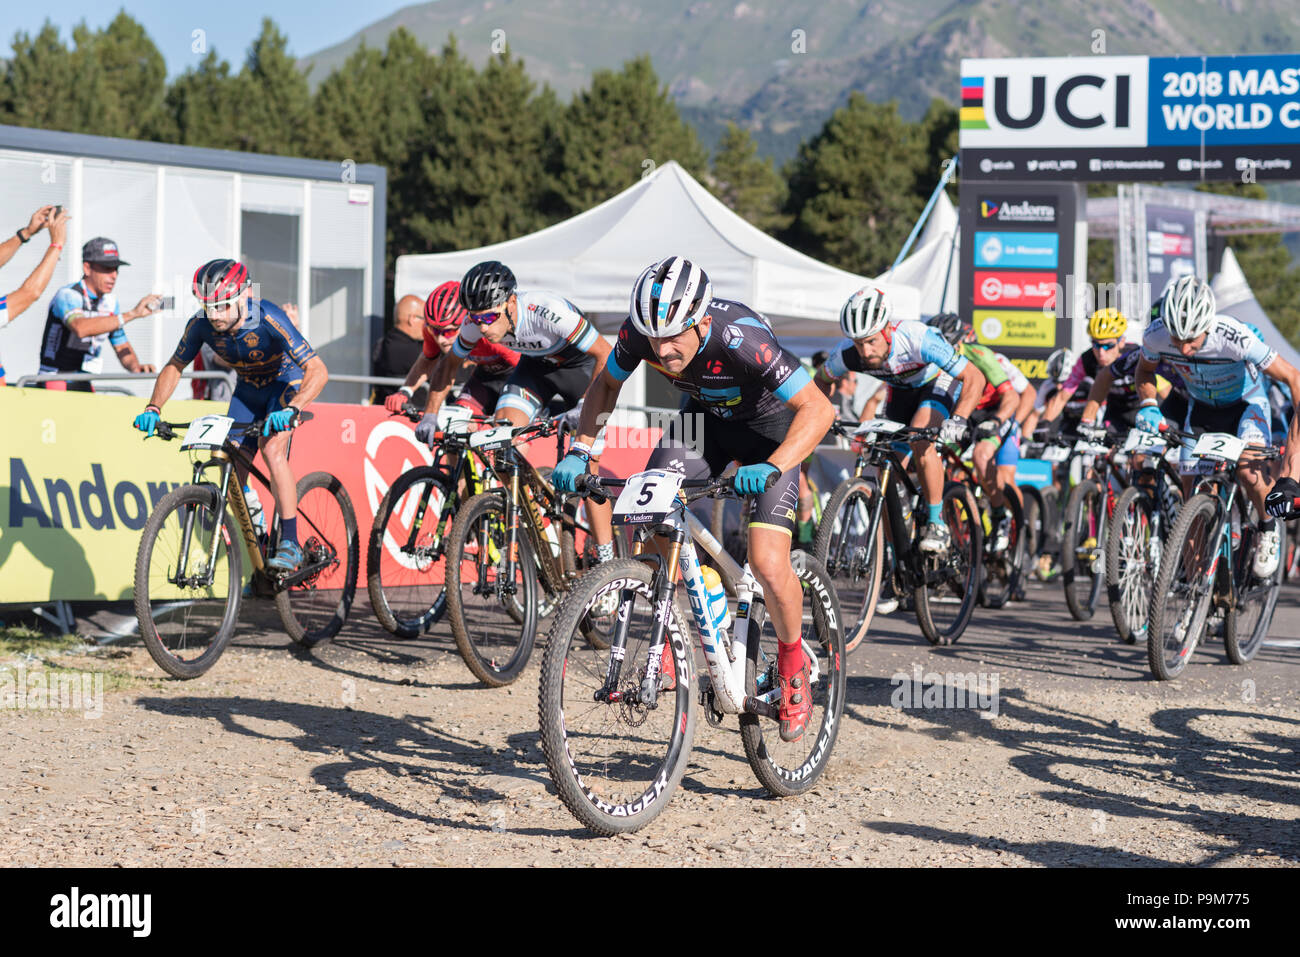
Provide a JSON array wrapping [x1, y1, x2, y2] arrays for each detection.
[[468, 307, 502, 325], [1091, 339, 1121, 352]]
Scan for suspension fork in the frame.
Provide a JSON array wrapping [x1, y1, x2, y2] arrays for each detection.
[[593, 541, 646, 703]]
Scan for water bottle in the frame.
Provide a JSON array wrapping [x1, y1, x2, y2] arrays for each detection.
[[245, 484, 267, 543], [700, 565, 731, 637], [542, 518, 562, 561]]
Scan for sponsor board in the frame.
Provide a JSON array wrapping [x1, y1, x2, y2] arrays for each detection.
[[973, 309, 1057, 348], [973, 270, 1058, 309], [973, 231, 1060, 269]]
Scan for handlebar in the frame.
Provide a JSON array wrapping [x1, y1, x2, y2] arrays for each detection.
[[151, 410, 315, 441], [573, 468, 779, 507]]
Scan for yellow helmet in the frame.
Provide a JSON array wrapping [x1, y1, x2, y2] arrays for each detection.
[[1088, 307, 1128, 340]]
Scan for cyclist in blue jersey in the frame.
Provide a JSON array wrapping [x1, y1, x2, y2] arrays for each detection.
[[131, 259, 330, 573], [1136, 275, 1300, 576], [814, 288, 986, 555], [553, 256, 836, 744]]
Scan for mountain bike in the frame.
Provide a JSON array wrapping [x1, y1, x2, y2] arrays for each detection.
[[1148, 428, 1283, 680], [538, 469, 844, 835], [939, 439, 1026, 610], [443, 417, 627, 686], [133, 412, 359, 679], [813, 419, 981, 646], [1059, 429, 1127, 621], [1103, 428, 1185, 644]]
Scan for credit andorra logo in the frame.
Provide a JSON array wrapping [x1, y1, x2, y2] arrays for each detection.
[[49, 887, 151, 937]]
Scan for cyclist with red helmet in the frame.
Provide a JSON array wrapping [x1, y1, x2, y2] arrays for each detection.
[[131, 259, 329, 573], [382, 279, 521, 419]]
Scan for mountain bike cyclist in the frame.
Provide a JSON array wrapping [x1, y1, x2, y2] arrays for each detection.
[[1038, 309, 1149, 435], [1076, 309, 1178, 436], [552, 256, 836, 743], [1136, 275, 1300, 577], [383, 280, 521, 418], [814, 292, 985, 555], [927, 313, 1022, 552], [1022, 347, 1076, 439], [131, 259, 329, 572], [420, 260, 616, 559]]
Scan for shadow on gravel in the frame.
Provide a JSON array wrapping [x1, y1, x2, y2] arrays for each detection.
[[839, 673, 1300, 864], [135, 695, 583, 838]]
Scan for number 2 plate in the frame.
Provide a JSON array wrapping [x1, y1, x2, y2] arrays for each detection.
[[1191, 432, 1246, 462], [180, 415, 233, 450], [612, 469, 684, 525]]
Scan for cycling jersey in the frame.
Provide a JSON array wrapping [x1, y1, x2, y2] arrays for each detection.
[[424, 320, 519, 377], [38, 280, 127, 379], [453, 289, 597, 367], [821, 320, 968, 390], [958, 343, 1011, 410], [171, 299, 317, 389], [1060, 349, 1100, 420], [1141, 315, 1275, 407], [608, 299, 811, 422]]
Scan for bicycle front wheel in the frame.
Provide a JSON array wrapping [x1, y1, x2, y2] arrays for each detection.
[[560, 497, 629, 649], [445, 491, 539, 686], [1225, 519, 1282, 665], [979, 492, 1026, 610], [1148, 494, 1219, 680], [740, 551, 846, 797], [916, 482, 982, 645], [367, 466, 453, 639], [1106, 485, 1155, 645], [1061, 478, 1104, 621], [812, 477, 882, 653], [275, 471, 359, 648], [134, 484, 243, 679], [538, 558, 696, 835]]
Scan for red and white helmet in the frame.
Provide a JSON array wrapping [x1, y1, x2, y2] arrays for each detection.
[[840, 286, 891, 340]]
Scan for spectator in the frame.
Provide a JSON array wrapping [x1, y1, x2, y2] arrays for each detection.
[[370, 294, 427, 405], [0, 205, 68, 385], [37, 236, 160, 391]]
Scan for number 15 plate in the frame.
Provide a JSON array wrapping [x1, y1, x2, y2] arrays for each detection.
[[613, 469, 684, 525]]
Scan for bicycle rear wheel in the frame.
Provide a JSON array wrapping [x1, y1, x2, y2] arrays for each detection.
[[538, 558, 695, 835], [1148, 494, 1219, 680], [445, 490, 539, 686], [1061, 478, 1104, 621], [979, 492, 1026, 610], [916, 482, 982, 645], [560, 497, 629, 649], [1225, 519, 1282, 665], [134, 484, 243, 679], [739, 551, 846, 797], [367, 466, 453, 639], [275, 471, 359, 648], [813, 477, 882, 653], [1106, 485, 1155, 645]]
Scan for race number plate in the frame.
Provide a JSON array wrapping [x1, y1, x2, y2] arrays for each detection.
[[1122, 429, 1164, 453], [612, 469, 685, 525], [437, 404, 473, 433], [180, 415, 233, 451], [853, 419, 905, 444], [469, 424, 516, 450], [1040, 444, 1070, 462], [1191, 432, 1246, 462], [1073, 439, 1110, 456]]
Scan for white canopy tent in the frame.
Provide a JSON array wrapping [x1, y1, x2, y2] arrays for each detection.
[[878, 191, 961, 318], [394, 161, 924, 407]]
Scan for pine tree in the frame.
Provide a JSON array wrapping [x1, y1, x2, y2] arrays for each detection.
[[86, 12, 168, 139], [710, 122, 789, 233], [918, 97, 959, 203], [0, 22, 82, 131], [781, 93, 926, 277], [160, 51, 243, 149], [235, 18, 311, 156], [551, 55, 707, 216]]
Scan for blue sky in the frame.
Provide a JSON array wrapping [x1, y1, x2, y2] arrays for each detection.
[[1, 2, 418, 75]]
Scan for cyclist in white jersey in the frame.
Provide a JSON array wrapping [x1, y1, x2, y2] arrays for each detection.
[[1135, 275, 1300, 576]]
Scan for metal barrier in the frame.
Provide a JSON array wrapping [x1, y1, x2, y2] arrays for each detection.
[[14, 370, 238, 391]]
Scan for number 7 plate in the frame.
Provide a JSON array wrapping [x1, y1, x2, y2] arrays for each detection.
[[1191, 432, 1247, 462], [180, 415, 233, 450], [612, 469, 684, 525]]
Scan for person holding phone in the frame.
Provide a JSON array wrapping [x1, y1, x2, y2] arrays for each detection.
[[0, 205, 69, 385], [36, 235, 161, 391]]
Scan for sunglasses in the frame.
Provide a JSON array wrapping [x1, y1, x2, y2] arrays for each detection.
[[1091, 339, 1121, 352], [468, 307, 502, 325]]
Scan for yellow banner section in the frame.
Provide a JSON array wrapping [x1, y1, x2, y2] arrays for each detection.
[[973, 309, 1057, 348], [0, 389, 231, 602]]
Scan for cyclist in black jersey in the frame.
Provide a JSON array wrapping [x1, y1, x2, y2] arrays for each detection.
[[553, 256, 836, 745]]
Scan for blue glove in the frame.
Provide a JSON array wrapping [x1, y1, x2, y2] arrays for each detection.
[[414, 413, 439, 448], [551, 451, 591, 493], [133, 408, 160, 436], [263, 407, 300, 436], [1136, 405, 1165, 434], [733, 462, 779, 495]]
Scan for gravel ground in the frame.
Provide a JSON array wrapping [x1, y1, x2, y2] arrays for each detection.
[[1, 583, 1297, 867]]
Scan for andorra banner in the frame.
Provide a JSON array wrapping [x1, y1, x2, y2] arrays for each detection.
[[0, 388, 661, 604]]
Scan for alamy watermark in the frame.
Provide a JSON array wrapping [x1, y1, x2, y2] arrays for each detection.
[[890, 665, 1000, 719], [1, 665, 103, 719]]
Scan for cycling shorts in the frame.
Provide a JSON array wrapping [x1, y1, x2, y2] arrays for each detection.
[[1178, 395, 1271, 475], [452, 367, 508, 416], [883, 372, 958, 424], [1159, 391, 1189, 433], [645, 401, 800, 536], [995, 421, 1021, 468], [228, 377, 301, 455], [497, 353, 596, 420]]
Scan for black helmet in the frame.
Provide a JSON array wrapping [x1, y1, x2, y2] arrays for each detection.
[[927, 312, 970, 346], [458, 261, 516, 312], [193, 258, 250, 304]]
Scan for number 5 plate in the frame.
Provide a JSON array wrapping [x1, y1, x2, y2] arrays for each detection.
[[1192, 432, 1246, 462], [181, 415, 233, 450], [613, 469, 684, 525]]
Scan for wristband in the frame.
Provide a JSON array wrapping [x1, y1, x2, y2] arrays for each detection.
[[569, 440, 595, 457], [50, 243, 63, 252], [145, 404, 160, 414], [398, 386, 413, 398], [567, 446, 592, 464], [1139, 398, 1159, 408], [16, 227, 29, 244], [117, 314, 125, 331]]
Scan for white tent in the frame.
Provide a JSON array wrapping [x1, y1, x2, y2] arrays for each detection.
[[877, 191, 961, 318], [394, 160, 923, 336], [1212, 247, 1300, 370]]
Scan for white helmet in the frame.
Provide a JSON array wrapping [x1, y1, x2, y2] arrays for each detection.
[[630, 256, 712, 337], [1159, 275, 1217, 340], [840, 286, 892, 340], [1046, 347, 1075, 383]]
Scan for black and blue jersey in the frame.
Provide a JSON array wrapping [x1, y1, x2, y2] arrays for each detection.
[[171, 299, 316, 388]]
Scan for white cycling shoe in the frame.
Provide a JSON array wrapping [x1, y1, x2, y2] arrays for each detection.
[[1252, 525, 1281, 579]]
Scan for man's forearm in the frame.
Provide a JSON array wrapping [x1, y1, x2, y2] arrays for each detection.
[[402, 354, 434, 392], [147, 363, 183, 409], [291, 359, 329, 409], [69, 313, 126, 339], [0, 234, 19, 270], [768, 398, 835, 473], [575, 373, 621, 447], [4, 243, 62, 318], [953, 367, 983, 418], [116, 344, 143, 373]]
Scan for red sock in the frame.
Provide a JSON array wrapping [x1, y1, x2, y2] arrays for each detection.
[[777, 637, 805, 678]]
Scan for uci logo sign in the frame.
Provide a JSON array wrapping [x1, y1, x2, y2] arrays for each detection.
[[960, 57, 1149, 148]]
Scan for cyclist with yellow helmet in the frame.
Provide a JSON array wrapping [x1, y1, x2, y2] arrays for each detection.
[[1078, 308, 1179, 434]]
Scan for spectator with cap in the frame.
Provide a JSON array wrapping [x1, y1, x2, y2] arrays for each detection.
[[370, 294, 427, 405], [0, 205, 69, 385], [37, 235, 160, 391]]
